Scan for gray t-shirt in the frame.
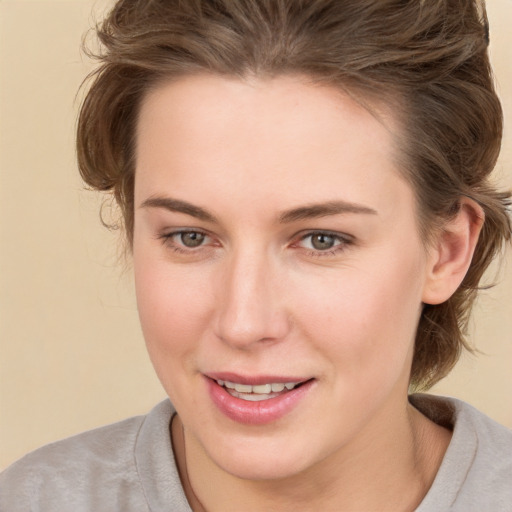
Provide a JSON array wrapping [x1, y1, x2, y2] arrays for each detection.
[[1, 395, 511, 511]]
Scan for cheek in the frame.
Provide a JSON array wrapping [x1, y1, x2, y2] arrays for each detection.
[[134, 255, 214, 359], [133, 257, 218, 411], [289, 254, 424, 375]]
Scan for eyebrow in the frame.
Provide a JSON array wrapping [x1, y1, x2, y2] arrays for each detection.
[[140, 196, 377, 223], [278, 200, 377, 223], [140, 197, 218, 223]]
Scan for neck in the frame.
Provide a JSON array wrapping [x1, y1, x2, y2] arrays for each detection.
[[172, 399, 451, 512]]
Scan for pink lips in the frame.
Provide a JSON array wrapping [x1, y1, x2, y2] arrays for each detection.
[[205, 373, 314, 425]]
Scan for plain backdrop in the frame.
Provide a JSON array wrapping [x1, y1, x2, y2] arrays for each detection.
[[1, 0, 511, 470]]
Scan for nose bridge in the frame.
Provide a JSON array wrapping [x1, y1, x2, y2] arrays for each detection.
[[215, 243, 288, 348]]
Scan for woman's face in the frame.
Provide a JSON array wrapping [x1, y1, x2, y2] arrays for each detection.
[[133, 74, 434, 480]]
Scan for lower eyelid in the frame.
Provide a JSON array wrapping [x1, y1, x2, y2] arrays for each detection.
[[159, 230, 219, 252], [294, 232, 354, 256]]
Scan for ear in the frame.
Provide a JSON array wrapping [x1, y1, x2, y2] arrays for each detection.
[[422, 197, 484, 305]]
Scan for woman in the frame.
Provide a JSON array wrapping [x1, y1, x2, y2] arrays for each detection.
[[1, 0, 511, 510]]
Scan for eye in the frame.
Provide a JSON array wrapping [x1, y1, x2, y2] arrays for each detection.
[[294, 230, 353, 256], [177, 231, 206, 248], [158, 229, 213, 252], [305, 233, 340, 251]]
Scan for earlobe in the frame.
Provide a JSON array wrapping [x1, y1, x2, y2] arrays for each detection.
[[422, 198, 484, 305]]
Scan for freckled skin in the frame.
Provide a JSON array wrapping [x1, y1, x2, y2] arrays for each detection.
[[133, 74, 457, 510]]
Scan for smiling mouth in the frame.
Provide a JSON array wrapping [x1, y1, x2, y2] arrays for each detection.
[[207, 375, 315, 424], [216, 379, 305, 402]]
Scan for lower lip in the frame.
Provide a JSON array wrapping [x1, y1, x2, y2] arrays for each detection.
[[206, 377, 314, 425]]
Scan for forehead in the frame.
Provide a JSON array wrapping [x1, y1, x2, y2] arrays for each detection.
[[137, 74, 396, 157], [134, 74, 413, 222]]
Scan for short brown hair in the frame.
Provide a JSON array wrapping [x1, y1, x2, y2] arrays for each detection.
[[77, 0, 511, 390]]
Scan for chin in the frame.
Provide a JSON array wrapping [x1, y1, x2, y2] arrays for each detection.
[[218, 454, 308, 482], [201, 431, 320, 482]]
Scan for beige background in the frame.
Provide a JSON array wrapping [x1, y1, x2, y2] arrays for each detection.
[[1, 0, 511, 470]]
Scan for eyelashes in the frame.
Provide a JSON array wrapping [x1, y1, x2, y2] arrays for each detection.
[[294, 231, 353, 256], [167, 231, 210, 249], [157, 229, 354, 258], [157, 230, 215, 255]]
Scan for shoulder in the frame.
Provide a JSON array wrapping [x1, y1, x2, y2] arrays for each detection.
[[412, 394, 512, 511], [0, 400, 177, 512], [449, 397, 512, 503]]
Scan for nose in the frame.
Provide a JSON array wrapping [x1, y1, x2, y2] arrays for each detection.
[[214, 248, 291, 350]]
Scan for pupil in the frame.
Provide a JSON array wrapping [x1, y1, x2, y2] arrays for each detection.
[[312, 234, 334, 250], [181, 232, 205, 248]]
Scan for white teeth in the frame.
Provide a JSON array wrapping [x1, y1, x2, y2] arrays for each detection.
[[252, 384, 272, 394], [216, 380, 300, 394], [234, 383, 252, 393]]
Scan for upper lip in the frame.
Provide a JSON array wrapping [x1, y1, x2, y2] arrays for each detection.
[[205, 372, 311, 386]]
